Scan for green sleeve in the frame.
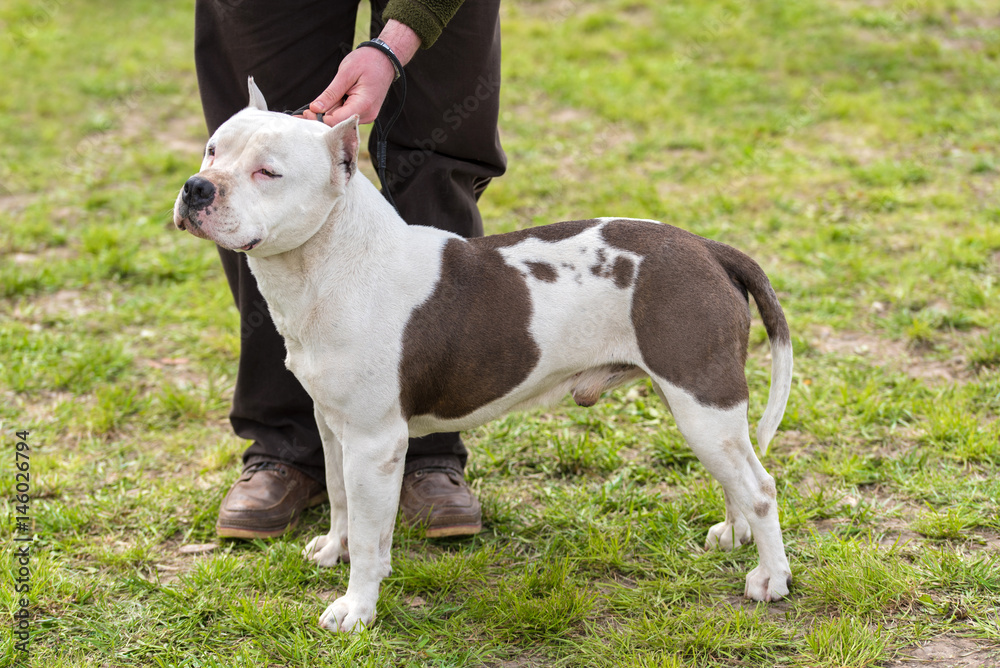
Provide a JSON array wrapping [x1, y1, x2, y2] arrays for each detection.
[[382, 0, 466, 49]]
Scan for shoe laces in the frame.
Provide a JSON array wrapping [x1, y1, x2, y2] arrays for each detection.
[[411, 466, 463, 484], [243, 460, 286, 476]]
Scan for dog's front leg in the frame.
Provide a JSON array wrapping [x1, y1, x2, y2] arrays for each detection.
[[303, 408, 350, 566], [318, 421, 408, 633]]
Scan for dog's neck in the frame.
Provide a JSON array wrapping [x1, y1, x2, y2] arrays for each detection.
[[246, 172, 408, 333]]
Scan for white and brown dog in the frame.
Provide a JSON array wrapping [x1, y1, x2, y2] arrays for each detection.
[[174, 79, 794, 633]]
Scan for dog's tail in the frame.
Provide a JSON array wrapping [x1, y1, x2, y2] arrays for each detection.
[[707, 240, 793, 456]]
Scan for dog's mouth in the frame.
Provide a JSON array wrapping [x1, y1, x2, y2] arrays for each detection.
[[240, 238, 262, 251], [175, 208, 202, 232]]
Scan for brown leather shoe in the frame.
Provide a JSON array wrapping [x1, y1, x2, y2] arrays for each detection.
[[216, 457, 327, 539], [399, 465, 482, 538]]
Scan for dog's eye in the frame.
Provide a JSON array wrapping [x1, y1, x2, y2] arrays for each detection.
[[207, 146, 215, 157], [256, 168, 281, 178]]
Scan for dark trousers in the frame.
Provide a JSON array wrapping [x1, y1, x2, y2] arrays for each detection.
[[194, 0, 506, 483]]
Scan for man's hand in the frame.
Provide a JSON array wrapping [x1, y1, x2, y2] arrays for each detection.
[[302, 20, 421, 127]]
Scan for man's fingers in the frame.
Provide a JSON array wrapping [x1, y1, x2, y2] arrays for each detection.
[[311, 67, 356, 115], [324, 95, 379, 126], [311, 86, 346, 116], [297, 97, 372, 126]]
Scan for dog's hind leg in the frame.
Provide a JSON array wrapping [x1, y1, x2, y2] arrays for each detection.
[[653, 379, 791, 602], [705, 490, 753, 551], [652, 387, 751, 550], [303, 408, 350, 567]]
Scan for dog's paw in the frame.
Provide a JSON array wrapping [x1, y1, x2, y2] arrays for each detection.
[[705, 519, 752, 551], [319, 595, 375, 633], [744, 565, 791, 602], [303, 534, 349, 567]]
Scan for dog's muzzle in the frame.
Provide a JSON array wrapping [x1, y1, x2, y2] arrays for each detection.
[[182, 176, 216, 210], [177, 176, 217, 231]]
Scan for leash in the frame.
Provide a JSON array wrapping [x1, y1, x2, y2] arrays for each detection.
[[282, 38, 406, 211]]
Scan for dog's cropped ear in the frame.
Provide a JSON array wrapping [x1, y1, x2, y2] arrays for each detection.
[[247, 76, 268, 111], [327, 115, 360, 183]]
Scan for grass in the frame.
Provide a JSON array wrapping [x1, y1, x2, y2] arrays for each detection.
[[2, 0, 1000, 665]]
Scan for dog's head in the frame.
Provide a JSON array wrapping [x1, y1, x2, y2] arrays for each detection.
[[173, 77, 359, 256]]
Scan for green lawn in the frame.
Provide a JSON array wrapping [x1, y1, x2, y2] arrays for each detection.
[[2, 0, 1000, 665]]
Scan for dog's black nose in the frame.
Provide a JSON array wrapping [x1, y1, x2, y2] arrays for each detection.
[[182, 176, 216, 210]]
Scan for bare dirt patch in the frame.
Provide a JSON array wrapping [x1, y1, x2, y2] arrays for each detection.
[[7, 389, 75, 427], [885, 637, 1000, 668], [9, 246, 77, 266], [12, 287, 102, 319], [816, 126, 885, 166], [157, 114, 209, 158], [0, 193, 37, 213], [811, 327, 971, 384], [149, 538, 223, 585], [876, 517, 925, 549]]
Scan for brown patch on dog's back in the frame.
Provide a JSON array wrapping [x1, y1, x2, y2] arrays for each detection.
[[399, 238, 540, 420], [589, 248, 608, 278], [478, 219, 599, 250], [703, 238, 790, 347], [587, 245, 636, 289], [611, 256, 635, 288], [525, 261, 558, 282], [601, 220, 752, 408]]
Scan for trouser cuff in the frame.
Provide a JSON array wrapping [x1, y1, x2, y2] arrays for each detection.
[[404, 455, 464, 476]]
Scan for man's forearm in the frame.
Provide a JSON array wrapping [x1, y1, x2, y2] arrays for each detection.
[[377, 19, 422, 67]]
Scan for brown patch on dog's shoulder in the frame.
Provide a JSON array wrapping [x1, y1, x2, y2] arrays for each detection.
[[525, 261, 558, 282], [601, 219, 752, 409], [754, 501, 771, 517], [478, 219, 599, 250], [761, 478, 777, 499], [399, 238, 540, 420]]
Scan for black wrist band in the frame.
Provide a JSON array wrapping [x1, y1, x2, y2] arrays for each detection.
[[357, 39, 402, 82]]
